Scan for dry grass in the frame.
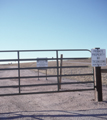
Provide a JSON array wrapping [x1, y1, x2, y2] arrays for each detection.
[[46, 60, 93, 82], [0, 59, 107, 85], [19, 59, 107, 85]]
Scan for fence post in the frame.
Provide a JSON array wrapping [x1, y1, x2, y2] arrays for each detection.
[[17, 51, 20, 94], [56, 50, 60, 91], [94, 48, 103, 101], [59, 54, 63, 89], [38, 69, 39, 80], [46, 69, 48, 80], [94, 67, 103, 101]]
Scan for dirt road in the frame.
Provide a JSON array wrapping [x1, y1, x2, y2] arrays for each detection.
[[0, 67, 107, 120]]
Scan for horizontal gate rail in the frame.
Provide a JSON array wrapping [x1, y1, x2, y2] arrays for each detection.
[[0, 66, 91, 71], [0, 88, 95, 96], [0, 49, 91, 52], [0, 81, 94, 88], [0, 57, 90, 62], [0, 73, 93, 80]]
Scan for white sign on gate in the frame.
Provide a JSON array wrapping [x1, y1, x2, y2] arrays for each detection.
[[91, 49, 106, 67], [37, 58, 48, 68]]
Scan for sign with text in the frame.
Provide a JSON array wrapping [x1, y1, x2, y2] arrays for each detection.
[[91, 49, 106, 67], [37, 58, 48, 68]]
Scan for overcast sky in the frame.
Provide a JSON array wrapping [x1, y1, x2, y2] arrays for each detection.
[[0, 0, 107, 59]]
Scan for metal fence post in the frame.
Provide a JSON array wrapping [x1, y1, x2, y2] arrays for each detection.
[[56, 50, 59, 91], [59, 54, 63, 89], [17, 51, 21, 94]]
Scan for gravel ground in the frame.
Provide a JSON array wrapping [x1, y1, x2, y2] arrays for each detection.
[[0, 66, 107, 120]]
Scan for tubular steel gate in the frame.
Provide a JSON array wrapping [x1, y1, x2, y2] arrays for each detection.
[[0, 49, 94, 96]]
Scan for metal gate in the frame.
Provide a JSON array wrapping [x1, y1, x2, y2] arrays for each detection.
[[0, 49, 94, 96]]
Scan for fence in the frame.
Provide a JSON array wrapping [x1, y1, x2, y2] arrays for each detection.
[[0, 49, 103, 101]]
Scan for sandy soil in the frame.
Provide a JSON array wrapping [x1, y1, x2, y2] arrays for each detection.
[[0, 66, 107, 120]]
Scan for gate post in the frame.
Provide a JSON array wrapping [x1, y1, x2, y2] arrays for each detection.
[[94, 67, 103, 101], [94, 48, 103, 102]]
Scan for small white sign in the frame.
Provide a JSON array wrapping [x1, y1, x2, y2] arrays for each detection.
[[91, 49, 106, 67], [37, 58, 48, 68]]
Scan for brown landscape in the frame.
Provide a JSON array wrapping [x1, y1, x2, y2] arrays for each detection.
[[19, 59, 107, 85], [0, 59, 107, 120]]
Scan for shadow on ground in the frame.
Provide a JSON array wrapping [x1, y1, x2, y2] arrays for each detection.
[[0, 108, 107, 120]]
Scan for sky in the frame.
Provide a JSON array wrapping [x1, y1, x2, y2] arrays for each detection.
[[0, 0, 107, 60]]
